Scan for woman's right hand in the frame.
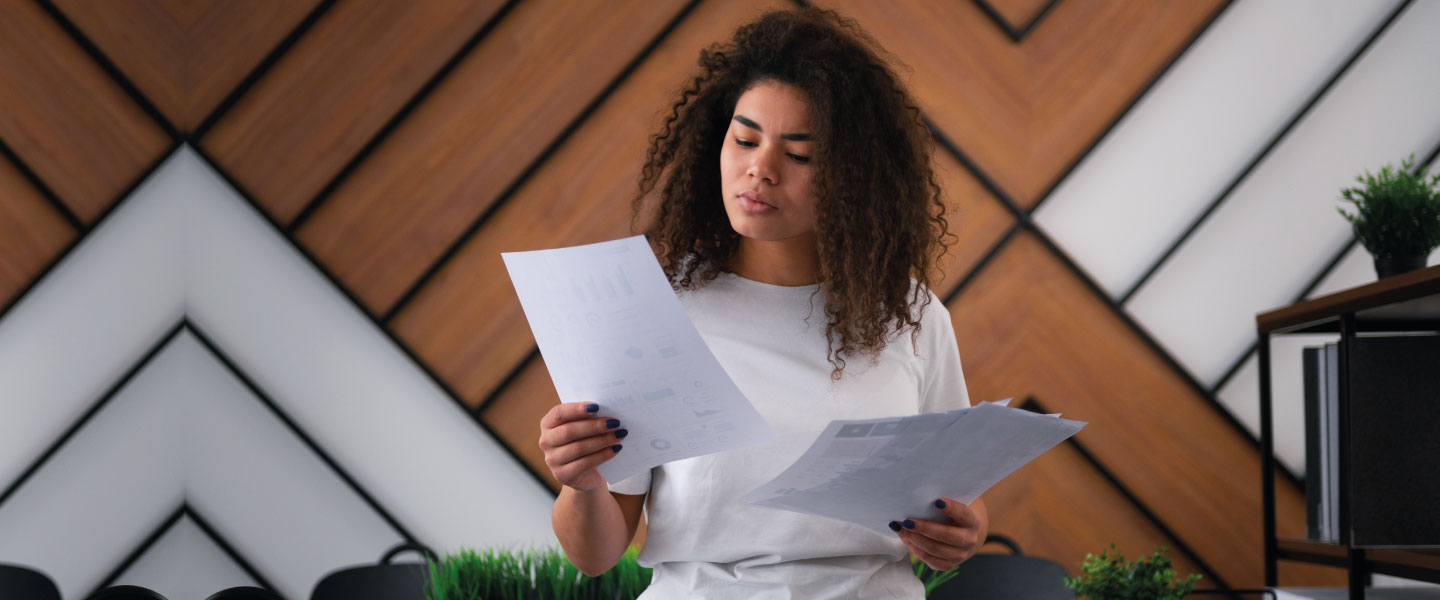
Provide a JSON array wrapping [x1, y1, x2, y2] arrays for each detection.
[[539, 402, 627, 492]]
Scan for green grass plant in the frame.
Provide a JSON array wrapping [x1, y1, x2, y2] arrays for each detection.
[[426, 546, 650, 600]]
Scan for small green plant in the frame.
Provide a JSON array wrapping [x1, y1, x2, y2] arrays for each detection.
[[1338, 154, 1440, 259], [1063, 545, 1200, 600], [426, 546, 651, 600], [911, 556, 963, 596]]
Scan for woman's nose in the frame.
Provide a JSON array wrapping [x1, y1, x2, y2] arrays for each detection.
[[746, 147, 780, 185]]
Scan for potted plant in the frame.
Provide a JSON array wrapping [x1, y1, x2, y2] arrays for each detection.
[[1064, 545, 1200, 600], [426, 546, 651, 600], [1337, 153, 1440, 278]]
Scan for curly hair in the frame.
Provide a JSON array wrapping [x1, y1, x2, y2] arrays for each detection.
[[632, 6, 952, 379]]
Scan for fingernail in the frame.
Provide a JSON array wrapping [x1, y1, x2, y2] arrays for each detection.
[[903, 519, 916, 529], [934, 499, 947, 509], [614, 428, 629, 439], [585, 404, 599, 413], [605, 418, 620, 429], [612, 444, 623, 453], [888, 521, 902, 532]]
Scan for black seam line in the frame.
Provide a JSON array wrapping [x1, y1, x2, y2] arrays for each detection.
[[191, 0, 338, 141], [184, 143, 558, 497], [1011, 0, 1062, 41], [184, 503, 284, 596], [184, 318, 423, 548], [941, 222, 1021, 306], [1020, 395, 1233, 592], [1206, 141, 1440, 398], [927, 118, 1305, 493], [970, 0, 1062, 43], [474, 346, 542, 414], [0, 138, 181, 326], [378, 0, 704, 325], [1028, 0, 1235, 216], [34, 0, 179, 140], [1116, 0, 1414, 306], [284, 0, 521, 233], [0, 322, 185, 512], [0, 136, 82, 230], [89, 505, 186, 596]]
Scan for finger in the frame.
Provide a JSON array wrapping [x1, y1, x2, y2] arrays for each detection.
[[539, 415, 622, 450], [539, 402, 603, 430], [552, 443, 623, 483], [900, 532, 956, 572], [934, 498, 979, 528], [898, 527, 966, 565], [903, 517, 976, 550], [548, 428, 629, 466]]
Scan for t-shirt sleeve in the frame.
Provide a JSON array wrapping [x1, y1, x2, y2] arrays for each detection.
[[917, 289, 970, 413], [607, 468, 652, 495]]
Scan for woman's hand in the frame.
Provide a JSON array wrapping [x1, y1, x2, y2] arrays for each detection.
[[538, 402, 627, 492], [890, 497, 988, 571]]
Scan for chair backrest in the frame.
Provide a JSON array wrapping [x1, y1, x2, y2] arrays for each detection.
[[0, 563, 61, 600], [87, 585, 169, 600], [928, 553, 1073, 600], [204, 586, 283, 600], [310, 542, 434, 600]]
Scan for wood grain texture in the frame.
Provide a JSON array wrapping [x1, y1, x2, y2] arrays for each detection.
[[200, 0, 505, 223], [50, 0, 319, 131], [0, 159, 75, 308], [816, 0, 1226, 207], [297, 0, 688, 317], [945, 230, 1337, 587], [979, 0, 1054, 33], [390, 0, 787, 406], [931, 150, 1015, 297], [0, 0, 172, 222]]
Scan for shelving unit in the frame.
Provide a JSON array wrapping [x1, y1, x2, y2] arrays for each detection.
[[1257, 264, 1440, 599]]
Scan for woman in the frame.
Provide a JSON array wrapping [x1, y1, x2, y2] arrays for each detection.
[[538, 7, 986, 598]]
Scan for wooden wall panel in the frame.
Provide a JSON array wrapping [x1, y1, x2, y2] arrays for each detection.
[[296, 0, 688, 316], [931, 151, 1015, 296], [0, 0, 171, 222], [981, 0, 1055, 32], [945, 231, 1336, 587], [390, 0, 786, 406], [50, 0, 320, 131], [818, 0, 1226, 207], [0, 160, 75, 308], [201, 0, 506, 223]]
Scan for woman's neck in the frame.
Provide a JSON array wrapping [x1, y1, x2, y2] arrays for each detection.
[[731, 235, 820, 286]]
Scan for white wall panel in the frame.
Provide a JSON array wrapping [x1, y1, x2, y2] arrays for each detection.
[[166, 146, 555, 553], [112, 516, 258, 600], [0, 337, 183, 599], [1126, 0, 1440, 386], [1034, 0, 1400, 297], [0, 178, 183, 491]]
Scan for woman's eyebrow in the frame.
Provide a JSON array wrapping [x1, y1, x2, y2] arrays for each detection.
[[733, 115, 811, 141]]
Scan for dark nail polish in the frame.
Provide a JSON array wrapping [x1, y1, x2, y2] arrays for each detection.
[[614, 428, 629, 439], [612, 444, 623, 453], [934, 499, 947, 509], [888, 521, 902, 532], [585, 404, 599, 413], [903, 519, 916, 530], [605, 418, 620, 429]]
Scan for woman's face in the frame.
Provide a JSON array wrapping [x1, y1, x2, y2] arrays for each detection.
[[719, 80, 818, 245]]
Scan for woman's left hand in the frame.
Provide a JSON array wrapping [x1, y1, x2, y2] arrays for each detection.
[[890, 497, 987, 571]]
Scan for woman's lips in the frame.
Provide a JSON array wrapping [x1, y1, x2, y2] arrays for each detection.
[[739, 191, 776, 214]]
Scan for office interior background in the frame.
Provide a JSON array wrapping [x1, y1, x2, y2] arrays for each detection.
[[1, 0, 1438, 598]]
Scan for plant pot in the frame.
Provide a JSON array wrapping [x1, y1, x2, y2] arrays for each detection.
[[1373, 254, 1427, 278]]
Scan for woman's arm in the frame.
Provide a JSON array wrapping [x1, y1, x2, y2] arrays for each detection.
[[553, 489, 646, 576]]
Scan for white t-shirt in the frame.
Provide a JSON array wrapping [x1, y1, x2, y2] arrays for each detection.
[[608, 271, 970, 599]]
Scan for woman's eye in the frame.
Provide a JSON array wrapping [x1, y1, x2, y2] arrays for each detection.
[[734, 137, 757, 148], [789, 154, 811, 164]]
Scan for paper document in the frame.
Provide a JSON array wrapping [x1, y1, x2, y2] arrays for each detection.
[[502, 235, 773, 482], [740, 400, 1085, 536]]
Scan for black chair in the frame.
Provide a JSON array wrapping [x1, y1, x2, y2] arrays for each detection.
[[927, 534, 1073, 600], [87, 585, 168, 600], [310, 542, 436, 600], [0, 563, 61, 600], [205, 586, 283, 600]]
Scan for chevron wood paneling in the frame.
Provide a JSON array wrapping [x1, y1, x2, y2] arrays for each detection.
[[980, 0, 1055, 33], [50, 0, 321, 132], [200, 0, 507, 223], [296, 0, 688, 317], [945, 231, 1341, 587], [0, 160, 73, 309], [818, 0, 1227, 207], [390, 0, 786, 406], [0, 0, 171, 222]]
